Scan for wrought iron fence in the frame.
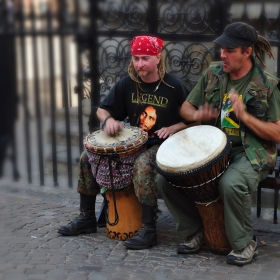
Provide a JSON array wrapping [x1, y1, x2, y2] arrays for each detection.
[[0, 0, 280, 188]]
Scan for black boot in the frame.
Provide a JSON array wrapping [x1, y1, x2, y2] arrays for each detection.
[[124, 204, 157, 249], [57, 194, 97, 236]]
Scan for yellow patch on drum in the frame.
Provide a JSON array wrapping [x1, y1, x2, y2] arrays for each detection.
[[156, 125, 227, 173]]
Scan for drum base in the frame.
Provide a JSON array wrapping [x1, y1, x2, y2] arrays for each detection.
[[105, 185, 142, 240], [196, 198, 231, 253]]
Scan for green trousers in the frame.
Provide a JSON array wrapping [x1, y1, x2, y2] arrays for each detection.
[[158, 153, 269, 251]]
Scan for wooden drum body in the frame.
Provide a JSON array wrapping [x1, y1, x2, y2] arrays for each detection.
[[156, 125, 232, 253], [196, 198, 231, 253], [105, 185, 142, 240], [84, 126, 148, 240]]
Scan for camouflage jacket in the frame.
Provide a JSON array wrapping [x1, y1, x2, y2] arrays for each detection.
[[191, 58, 280, 171]]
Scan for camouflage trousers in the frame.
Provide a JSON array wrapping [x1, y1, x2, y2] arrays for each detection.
[[77, 146, 160, 207], [77, 150, 100, 196], [132, 145, 159, 207]]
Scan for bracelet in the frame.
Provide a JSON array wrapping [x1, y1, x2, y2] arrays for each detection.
[[102, 116, 112, 129], [181, 119, 192, 125]]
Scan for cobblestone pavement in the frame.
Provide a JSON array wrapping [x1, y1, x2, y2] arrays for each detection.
[[0, 178, 280, 280]]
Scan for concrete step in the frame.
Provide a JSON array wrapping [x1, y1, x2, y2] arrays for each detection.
[[45, 106, 90, 186], [55, 106, 81, 122], [47, 118, 89, 146], [45, 145, 81, 177]]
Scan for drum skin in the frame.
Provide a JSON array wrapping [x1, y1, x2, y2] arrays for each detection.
[[84, 126, 148, 156], [156, 125, 228, 173], [105, 185, 142, 240], [196, 199, 231, 253]]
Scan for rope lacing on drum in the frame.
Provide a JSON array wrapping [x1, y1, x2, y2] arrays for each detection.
[[195, 196, 221, 206], [171, 159, 230, 189]]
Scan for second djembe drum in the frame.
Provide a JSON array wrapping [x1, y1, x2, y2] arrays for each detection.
[[156, 125, 232, 253]]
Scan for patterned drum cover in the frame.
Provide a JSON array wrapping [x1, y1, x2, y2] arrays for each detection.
[[84, 126, 148, 190]]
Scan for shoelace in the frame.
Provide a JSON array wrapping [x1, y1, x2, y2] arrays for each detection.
[[183, 231, 203, 245], [134, 225, 145, 236], [232, 244, 255, 258]]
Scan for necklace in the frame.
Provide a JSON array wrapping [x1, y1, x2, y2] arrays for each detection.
[[153, 80, 162, 92]]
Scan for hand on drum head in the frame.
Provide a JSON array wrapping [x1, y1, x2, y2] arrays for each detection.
[[103, 118, 123, 135], [193, 103, 218, 123], [155, 126, 175, 139]]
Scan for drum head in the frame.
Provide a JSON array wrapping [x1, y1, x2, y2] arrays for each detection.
[[156, 125, 228, 173], [84, 126, 148, 154]]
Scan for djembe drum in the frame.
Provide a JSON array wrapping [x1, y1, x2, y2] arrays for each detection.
[[84, 126, 148, 240], [156, 125, 232, 253]]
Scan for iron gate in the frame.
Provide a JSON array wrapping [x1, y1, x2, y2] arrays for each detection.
[[0, 0, 279, 188]]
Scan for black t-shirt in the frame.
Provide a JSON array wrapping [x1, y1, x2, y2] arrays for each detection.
[[99, 73, 189, 141]]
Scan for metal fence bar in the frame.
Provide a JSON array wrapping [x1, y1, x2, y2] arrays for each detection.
[[74, 0, 86, 154], [0, 1, 19, 181], [30, 3, 44, 186], [18, 0, 32, 184], [59, 0, 73, 188], [148, 0, 158, 35], [89, 0, 101, 132], [47, 5, 58, 187]]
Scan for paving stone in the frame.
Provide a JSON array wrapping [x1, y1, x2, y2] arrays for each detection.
[[1, 179, 280, 279]]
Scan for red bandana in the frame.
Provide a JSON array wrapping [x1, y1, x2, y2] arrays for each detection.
[[130, 36, 163, 56]]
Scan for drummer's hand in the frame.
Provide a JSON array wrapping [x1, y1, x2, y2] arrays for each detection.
[[155, 126, 175, 139], [103, 118, 122, 135], [229, 89, 246, 121], [193, 102, 218, 122]]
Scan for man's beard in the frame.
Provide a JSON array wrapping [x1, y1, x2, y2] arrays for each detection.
[[137, 69, 150, 78]]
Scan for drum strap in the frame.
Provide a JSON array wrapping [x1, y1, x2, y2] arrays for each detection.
[[106, 154, 120, 226]]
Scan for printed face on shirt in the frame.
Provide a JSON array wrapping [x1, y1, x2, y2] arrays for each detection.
[[132, 55, 160, 80], [139, 106, 157, 131]]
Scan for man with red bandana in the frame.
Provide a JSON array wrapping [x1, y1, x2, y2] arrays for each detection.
[[58, 36, 190, 250]]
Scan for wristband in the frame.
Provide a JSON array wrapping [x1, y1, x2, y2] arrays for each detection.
[[181, 119, 193, 125], [102, 116, 112, 129]]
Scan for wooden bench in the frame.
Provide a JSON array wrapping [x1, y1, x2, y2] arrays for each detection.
[[257, 144, 280, 224]]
